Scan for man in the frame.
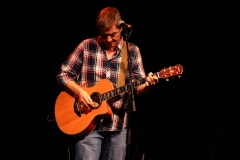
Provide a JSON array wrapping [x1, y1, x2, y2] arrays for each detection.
[[56, 6, 159, 160]]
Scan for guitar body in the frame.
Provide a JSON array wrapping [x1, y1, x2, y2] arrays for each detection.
[[55, 79, 114, 138]]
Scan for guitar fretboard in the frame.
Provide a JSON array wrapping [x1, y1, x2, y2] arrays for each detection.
[[93, 72, 160, 102]]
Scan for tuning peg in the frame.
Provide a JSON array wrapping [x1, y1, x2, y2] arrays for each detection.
[[166, 78, 169, 81]]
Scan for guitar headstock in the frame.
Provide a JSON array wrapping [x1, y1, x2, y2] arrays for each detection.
[[158, 64, 183, 80]]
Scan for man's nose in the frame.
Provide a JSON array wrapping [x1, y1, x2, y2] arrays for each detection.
[[106, 36, 113, 42]]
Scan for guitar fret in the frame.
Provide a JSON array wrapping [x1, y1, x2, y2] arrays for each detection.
[[120, 86, 124, 93], [117, 88, 119, 94], [105, 93, 108, 99], [110, 91, 113, 98], [98, 94, 102, 101], [118, 88, 121, 94], [106, 93, 108, 99], [109, 91, 113, 98], [110, 90, 114, 97], [103, 93, 105, 99]]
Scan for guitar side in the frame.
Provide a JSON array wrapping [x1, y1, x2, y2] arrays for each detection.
[[54, 79, 114, 137]]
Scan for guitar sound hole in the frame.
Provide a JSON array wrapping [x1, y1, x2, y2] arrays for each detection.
[[90, 92, 101, 109], [73, 92, 102, 117]]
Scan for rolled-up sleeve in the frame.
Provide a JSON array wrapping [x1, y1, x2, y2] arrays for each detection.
[[56, 42, 84, 88], [130, 45, 146, 80]]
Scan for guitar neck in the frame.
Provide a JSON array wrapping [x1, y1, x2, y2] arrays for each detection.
[[92, 63, 183, 102], [96, 72, 160, 102]]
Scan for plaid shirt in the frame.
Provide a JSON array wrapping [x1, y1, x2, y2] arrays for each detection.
[[56, 36, 146, 131]]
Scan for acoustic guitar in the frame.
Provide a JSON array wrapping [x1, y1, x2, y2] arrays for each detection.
[[54, 64, 183, 137]]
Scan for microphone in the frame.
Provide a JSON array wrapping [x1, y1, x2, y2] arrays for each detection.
[[118, 20, 132, 28]]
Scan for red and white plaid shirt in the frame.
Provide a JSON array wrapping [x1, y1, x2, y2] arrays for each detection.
[[56, 36, 146, 131]]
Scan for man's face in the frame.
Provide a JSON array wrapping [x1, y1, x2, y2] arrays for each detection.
[[100, 25, 122, 50]]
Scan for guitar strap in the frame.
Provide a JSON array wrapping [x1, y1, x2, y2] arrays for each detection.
[[119, 40, 128, 97]]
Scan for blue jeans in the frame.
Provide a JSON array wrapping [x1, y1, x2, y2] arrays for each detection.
[[70, 129, 127, 160]]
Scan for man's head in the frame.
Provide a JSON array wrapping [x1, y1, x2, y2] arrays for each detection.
[[96, 7, 122, 34], [96, 7, 123, 49]]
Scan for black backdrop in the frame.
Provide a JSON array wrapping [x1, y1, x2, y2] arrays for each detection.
[[6, 1, 239, 160]]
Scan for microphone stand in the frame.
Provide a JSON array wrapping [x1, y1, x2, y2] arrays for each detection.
[[123, 27, 136, 160]]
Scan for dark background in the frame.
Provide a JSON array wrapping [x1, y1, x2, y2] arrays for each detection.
[[6, 1, 239, 160]]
